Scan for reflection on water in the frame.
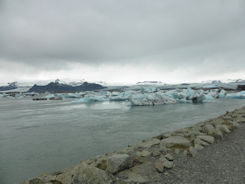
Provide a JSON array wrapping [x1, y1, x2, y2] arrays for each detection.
[[0, 98, 245, 184]]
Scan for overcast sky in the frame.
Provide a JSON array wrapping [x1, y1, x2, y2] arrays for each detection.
[[0, 0, 245, 84]]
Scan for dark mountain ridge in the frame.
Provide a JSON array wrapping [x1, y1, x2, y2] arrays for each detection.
[[0, 82, 18, 91], [28, 81, 106, 93]]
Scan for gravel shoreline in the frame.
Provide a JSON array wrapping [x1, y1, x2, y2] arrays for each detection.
[[157, 123, 245, 184], [22, 106, 245, 184]]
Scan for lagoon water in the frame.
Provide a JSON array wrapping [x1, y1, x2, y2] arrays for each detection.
[[0, 98, 245, 184]]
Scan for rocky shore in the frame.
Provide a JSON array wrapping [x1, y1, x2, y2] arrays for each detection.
[[21, 107, 245, 184]]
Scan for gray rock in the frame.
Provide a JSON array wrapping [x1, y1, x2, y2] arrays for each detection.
[[106, 154, 132, 174], [165, 154, 174, 161], [202, 124, 216, 135], [136, 150, 151, 157], [151, 148, 161, 157], [194, 144, 204, 151], [136, 138, 160, 149], [160, 157, 174, 169], [194, 137, 209, 146], [55, 162, 113, 184], [29, 178, 45, 184], [213, 128, 224, 139], [197, 135, 215, 144], [216, 124, 231, 134], [154, 161, 164, 173], [160, 136, 191, 148]]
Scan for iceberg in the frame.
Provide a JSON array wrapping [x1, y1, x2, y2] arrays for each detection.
[[226, 91, 245, 99], [59, 92, 85, 99], [218, 89, 226, 98], [141, 87, 158, 93], [71, 95, 107, 103], [44, 94, 55, 99], [129, 93, 176, 106], [203, 93, 215, 102], [109, 91, 135, 102]]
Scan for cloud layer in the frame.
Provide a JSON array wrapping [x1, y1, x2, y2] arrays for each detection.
[[1, 0, 245, 83]]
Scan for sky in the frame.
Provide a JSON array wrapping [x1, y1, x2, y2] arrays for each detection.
[[0, 0, 245, 84]]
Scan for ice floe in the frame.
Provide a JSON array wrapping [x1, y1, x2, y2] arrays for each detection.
[[226, 91, 245, 99]]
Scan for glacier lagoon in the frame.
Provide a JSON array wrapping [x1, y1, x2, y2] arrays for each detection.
[[1, 98, 245, 184]]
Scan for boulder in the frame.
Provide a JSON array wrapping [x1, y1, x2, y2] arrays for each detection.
[[165, 154, 174, 161], [106, 154, 133, 174], [236, 117, 245, 123], [29, 178, 45, 184], [216, 124, 230, 134], [136, 139, 160, 149], [213, 128, 224, 139], [194, 144, 204, 151], [160, 157, 174, 169], [55, 162, 113, 184], [151, 148, 161, 157], [95, 159, 107, 170], [160, 136, 191, 148], [197, 135, 215, 144], [194, 137, 209, 146], [136, 150, 151, 157], [154, 161, 164, 173], [202, 124, 216, 135]]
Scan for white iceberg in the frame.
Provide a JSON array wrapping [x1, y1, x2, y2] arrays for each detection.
[[129, 93, 176, 106], [44, 94, 55, 99], [218, 89, 226, 98], [71, 95, 107, 103], [226, 91, 245, 99], [141, 87, 158, 93], [59, 92, 85, 99], [109, 91, 135, 101]]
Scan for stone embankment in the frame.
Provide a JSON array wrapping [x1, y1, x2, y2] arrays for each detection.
[[22, 107, 245, 184]]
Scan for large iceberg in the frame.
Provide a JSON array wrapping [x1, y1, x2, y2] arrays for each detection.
[[129, 92, 176, 106], [109, 91, 135, 102], [226, 91, 245, 99], [71, 94, 107, 103]]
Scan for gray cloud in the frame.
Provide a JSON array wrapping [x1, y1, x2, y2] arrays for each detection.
[[0, 0, 245, 82]]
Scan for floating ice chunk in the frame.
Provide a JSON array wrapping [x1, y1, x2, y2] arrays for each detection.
[[109, 91, 135, 101], [71, 95, 107, 103], [44, 94, 55, 99], [226, 91, 245, 99], [60, 92, 85, 99], [141, 87, 158, 93], [203, 93, 215, 102], [186, 87, 195, 98], [111, 91, 120, 96], [129, 93, 176, 106], [0, 94, 3, 99], [218, 89, 226, 98]]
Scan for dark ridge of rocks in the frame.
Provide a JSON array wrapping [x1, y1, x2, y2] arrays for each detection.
[[28, 82, 106, 93], [0, 82, 17, 91]]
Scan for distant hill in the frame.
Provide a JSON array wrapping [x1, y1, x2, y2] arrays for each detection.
[[28, 81, 106, 93], [0, 82, 18, 91]]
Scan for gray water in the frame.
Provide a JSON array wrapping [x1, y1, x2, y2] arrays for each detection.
[[0, 98, 245, 184]]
